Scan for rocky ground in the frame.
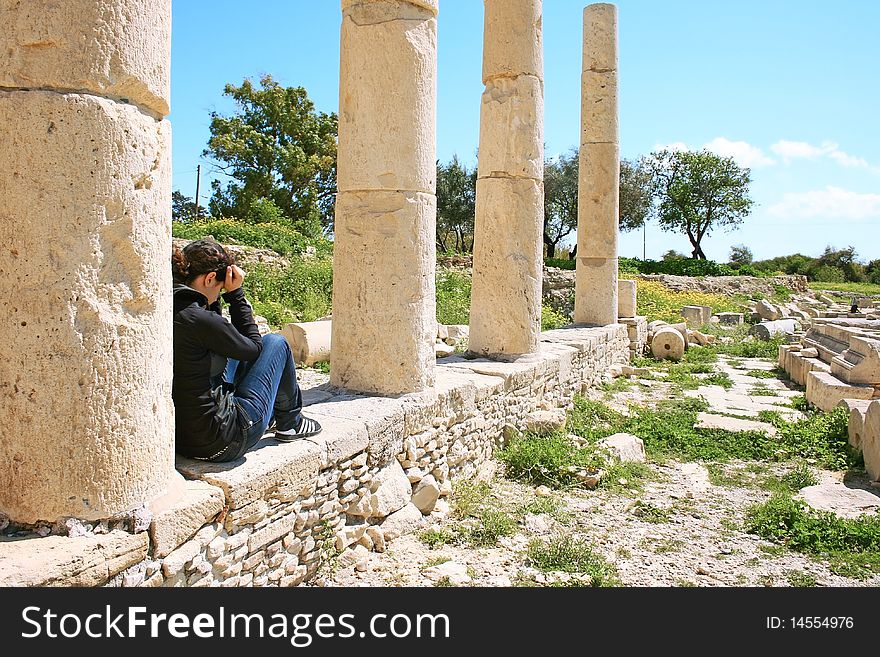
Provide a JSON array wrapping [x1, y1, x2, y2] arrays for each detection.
[[297, 353, 880, 588]]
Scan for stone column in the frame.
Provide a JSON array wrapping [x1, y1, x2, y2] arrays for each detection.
[[469, 0, 544, 357], [331, 0, 438, 394], [574, 3, 619, 325], [0, 0, 175, 524]]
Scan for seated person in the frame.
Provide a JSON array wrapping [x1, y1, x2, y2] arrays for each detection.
[[171, 239, 321, 462]]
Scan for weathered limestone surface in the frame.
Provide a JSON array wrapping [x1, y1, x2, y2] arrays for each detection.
[[651, 326, 685, 361], [149, 481, 225, 558], [805, 371, 875, 412], [0, 91, 174, 523], [574, 4, 618, 326], [750, 319, 798, 340], [331, 191, 436, 393], [617, 279, 637, 318], [469, 178, 543, 356], [831, 335, 880, 385], [681, 306, 704, 328], [864, 401, 880, 481], [0, 531, 148, 587], [0, 0, 171, 116], [332, 0, 437, 394], [336, 0, 437, 193], [469, 0, 544, 357], [837, 398, 872, 449], [481, 0, 542, 80], [281, 320, 332, 367], [574, 258, 618, 326]]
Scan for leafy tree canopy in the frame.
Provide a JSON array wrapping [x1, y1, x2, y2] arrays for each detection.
[[647, 149, 754, 259], [203, 75, 337, 238], [436, 156, 476, 253]]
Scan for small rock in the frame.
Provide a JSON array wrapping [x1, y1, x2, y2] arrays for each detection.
[[423, 561, 471, 586], [64, 517, 91, 538], [696, 565, 711, 576], [411, 475, 441, 514], [535, 486, 553, 497], [597, 433, 647, 463], [337, 544, 370, 570], [523, 410, 567, 436]]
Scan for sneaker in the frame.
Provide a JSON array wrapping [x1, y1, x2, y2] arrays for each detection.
[[274, 415, 322, 442]]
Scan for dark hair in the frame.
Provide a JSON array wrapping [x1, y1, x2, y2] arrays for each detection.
[[171, 239, 235, 285]]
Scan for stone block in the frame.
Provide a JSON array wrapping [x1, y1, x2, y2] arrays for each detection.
[[863, 401, 880, 481], [0, 0, 171, 116], [379, 502, 424, 541], [337, 3, 436, 193], [305, 393, 406, 467], [805, 371, 875, 412], [470, 177, 543, 356], [280, 321, 332, 367], [0, 531, 148, 587], [596, 433, 646, 462], [161, 539, 200, 578], [573, 257, 618, 325], [411, 474, 440, 514], [617, 279, 637, 318], [831, 336, 880, 385], [837, 398, 873, 449], [176, 439, 321, 511], [477, 74, 543, 180], [716, 312, 744, 326], [523, 410, 567, 435], [0, 90, 174, 524], [695, 412, 777, 437], [681, 306, 704, 328], [481, 0, 542, 81], [149, 480, 225, 558], [247, 513, 297, 554], [756, 300, 783, 321], [330, 190, 436, 394]]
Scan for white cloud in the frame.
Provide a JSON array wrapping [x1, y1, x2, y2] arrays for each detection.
[[770, 139, 877, 172], [767, 186, 880, 220], [703, 137, 775, 168]]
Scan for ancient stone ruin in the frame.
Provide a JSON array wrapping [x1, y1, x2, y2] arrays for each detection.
[[0, 1, 637, 587]]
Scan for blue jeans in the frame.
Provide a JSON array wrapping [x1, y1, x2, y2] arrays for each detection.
[[218, 333, 303, 461]]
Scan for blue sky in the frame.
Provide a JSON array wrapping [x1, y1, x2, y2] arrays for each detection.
[[170, 0, 880, 262]]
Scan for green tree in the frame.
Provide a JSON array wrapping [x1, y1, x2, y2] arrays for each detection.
[[619, 157, 654, 232], [647, 149, 754, 259], [543, 150, 578, 258], [728, 243, 753, 265], [866, 259, 880, 284], [172, 190, 199, 223], [809, 245, 866, 282], [436, 156, 476, 253], [203, 75, 337, 237]]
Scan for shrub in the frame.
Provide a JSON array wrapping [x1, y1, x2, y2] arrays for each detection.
[[172, 218, 318, 256], [243, 259, 333, 326], [435, 269, 472, 325], [526, 535, 619, 586]]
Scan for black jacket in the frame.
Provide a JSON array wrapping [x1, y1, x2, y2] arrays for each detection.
[[172, 284, 263, 459]]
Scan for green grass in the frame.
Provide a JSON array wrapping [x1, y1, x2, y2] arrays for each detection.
[[631, 501, 670, 523], [435, 269, 472, 326], [244, 259, 333, 327], [786, 571, 818, 587], [310, 360, 330, 374], [746, 369, 777, 379], [465, 510, 518, 547], [526, 535, 619, 586], [418, 529, 458, 549], [450, 479, 492, 519], [541, 305, 569, 331], [808, 281, 880, 295], [744, 494, 880, 579], [790, 395, 809, 412]]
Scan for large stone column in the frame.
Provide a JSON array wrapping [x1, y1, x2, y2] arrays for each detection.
[[574, 3, 619, 325], [469, 0, 544, 357], [0, 0, 175, 524], [331, 0, 438, 394]]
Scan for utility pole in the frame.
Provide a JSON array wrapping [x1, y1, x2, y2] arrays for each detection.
[[194, 164, 201, 220], [643, 220, 646, 260]]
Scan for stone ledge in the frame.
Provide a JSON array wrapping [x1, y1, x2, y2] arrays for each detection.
[[0, 531, 148, 587], [150, 480, 225, 558], [176, 439, 322, 511]]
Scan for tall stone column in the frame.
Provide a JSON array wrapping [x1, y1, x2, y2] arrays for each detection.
[[0, 0, 175, 524], [574, 3, 619, 326], [469, 0, 544, 357], [332, 0, 438, 394]]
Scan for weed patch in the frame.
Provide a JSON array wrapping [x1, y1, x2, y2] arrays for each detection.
[[526, 535, 619, 586]]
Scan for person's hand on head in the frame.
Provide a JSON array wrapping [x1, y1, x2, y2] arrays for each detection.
[[223, 264, 245, 292]]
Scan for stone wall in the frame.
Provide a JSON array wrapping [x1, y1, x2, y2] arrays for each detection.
[[0, 325, 629, 587]]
